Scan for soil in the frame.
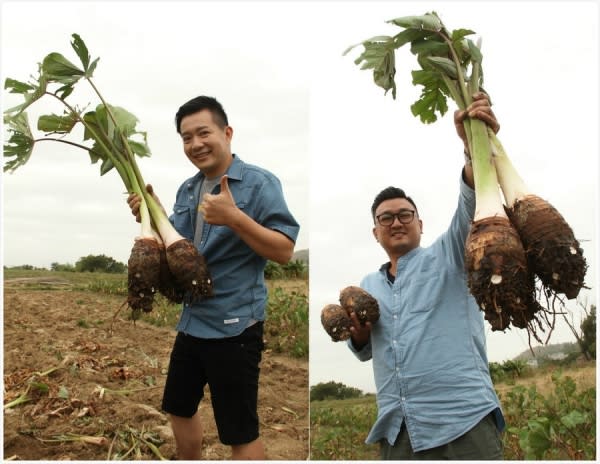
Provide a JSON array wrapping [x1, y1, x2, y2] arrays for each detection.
[[3, 278, 309, 460]]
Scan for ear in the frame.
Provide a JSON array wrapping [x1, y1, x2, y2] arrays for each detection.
[[225, 125, 233, 141], [418, 218, 423, 234], [372, 226, 379, 242]]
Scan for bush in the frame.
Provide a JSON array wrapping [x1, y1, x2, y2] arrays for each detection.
[[75, 254, 126, 273], [310, 381, 364, 401]]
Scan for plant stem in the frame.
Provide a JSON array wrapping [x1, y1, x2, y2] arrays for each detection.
[[45, 92, 132, 191], [440, 33, 505, 220], [488, 128, 530, 206]]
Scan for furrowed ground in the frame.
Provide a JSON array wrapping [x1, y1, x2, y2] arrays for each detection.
[[3, 271, 308, 460]]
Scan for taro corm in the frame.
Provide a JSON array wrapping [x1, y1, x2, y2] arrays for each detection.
[[4, 34, 213, 319]]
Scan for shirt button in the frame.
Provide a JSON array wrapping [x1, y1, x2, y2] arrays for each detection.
[[401, 397, 406, 401], [393, 315, 397, 319], [189, 195, 194, 200]]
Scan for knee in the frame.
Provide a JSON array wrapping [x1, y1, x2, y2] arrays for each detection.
[[231, 438, 265, 460], [169, 413, 203, 459]]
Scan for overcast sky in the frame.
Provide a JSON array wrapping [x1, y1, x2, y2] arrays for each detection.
[[2, 1, 598, 394]]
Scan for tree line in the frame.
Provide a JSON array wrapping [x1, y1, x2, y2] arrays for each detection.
[[8, 255, 308, 279]]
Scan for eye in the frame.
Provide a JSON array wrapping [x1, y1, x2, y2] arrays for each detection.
[[378, 213, 393, 224]]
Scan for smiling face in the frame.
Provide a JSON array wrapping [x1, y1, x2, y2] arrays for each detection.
[[372, 197, 423, 263], [180, 109, 233, 178]]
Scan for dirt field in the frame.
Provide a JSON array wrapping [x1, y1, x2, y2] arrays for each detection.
[[3, 278, 308, 460]]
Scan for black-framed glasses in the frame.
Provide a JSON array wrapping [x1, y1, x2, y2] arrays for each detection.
[[376, 209, 416, 226]]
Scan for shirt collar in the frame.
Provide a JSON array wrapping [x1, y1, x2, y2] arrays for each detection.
[[190, 153, 244, 184], [378, 246, 423, 274]]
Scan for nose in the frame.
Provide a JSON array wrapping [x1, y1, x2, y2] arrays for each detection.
[[391, 215, 404, 227], [191, 136, 204, 150]]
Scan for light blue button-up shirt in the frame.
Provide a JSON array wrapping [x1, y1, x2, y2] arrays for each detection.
[[349, 174, 504, 452], [168, 154, 300, 338]]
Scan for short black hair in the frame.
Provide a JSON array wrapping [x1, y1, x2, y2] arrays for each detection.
[[371, 186, 419, 222], [175, 96, 229, 133]]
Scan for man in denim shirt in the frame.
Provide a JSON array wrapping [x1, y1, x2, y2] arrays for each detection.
[[129, 96, 299, 460], [348, 93, 504, 460]]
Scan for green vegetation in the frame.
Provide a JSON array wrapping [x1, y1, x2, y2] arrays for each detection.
[[310, 361, 596, 460], [264, 286, 308, 358], [265, 259, 307, 280], [75, 254, 126, 273], [310, 396, 378, 460], [310, 381, 364, 401], [502, 370, 595, 459]]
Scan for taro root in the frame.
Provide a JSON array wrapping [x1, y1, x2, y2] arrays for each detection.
[[321, 304, 352, 341], [165, 239, 213, 303], [157, 243, 185, 304], [127, 238, 162, 318], [507, 194, 587, 299], [339, 286, 380, 325], [465, 216, 532, 332]]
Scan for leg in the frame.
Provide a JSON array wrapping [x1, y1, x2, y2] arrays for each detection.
[[168, 411, 204, 460], [161, 333, 208, 460], [231, 437, 266, 460], [206, 323, 265, 456]]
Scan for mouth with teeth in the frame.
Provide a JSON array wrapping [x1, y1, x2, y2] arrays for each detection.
[[192, 150, 211, 159]]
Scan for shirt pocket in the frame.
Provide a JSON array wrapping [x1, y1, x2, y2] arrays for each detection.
[[171, 203, 194, 239], [210, 201, 248, 239], [406, 270, 444, 313]]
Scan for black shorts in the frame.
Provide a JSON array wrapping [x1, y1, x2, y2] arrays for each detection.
[[161, 322, 264, 445]]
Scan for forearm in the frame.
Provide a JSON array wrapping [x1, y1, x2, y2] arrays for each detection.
[[227, 208, 295, 264], [463, 150, 475, 188]]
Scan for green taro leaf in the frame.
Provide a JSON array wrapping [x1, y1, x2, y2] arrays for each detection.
[[426, 56, 459, 79], [128, 138, 151, 158], [3, 70, 48, 117], [392, 28, 434, 49], [37, 112, 79, 134], [71, 33, 90, 70], [343, 35, 392, 56], [70, 33, 99, 77], [96, 104, 139, 137], [100, 157, 114, 175], [387, 13, 443, 32], [42, 52, 85, 85], [410, 38, 449, 57], [4, 78, 35, 94], [466, 38, 483, 64], [451, 28, 476, 42], [410, 69, 449, 123], [3, 111, 35, 172], [350, 38, 398, 97], [87, 142, 106, 164]]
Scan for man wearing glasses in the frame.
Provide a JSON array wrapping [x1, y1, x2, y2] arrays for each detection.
[[347, 92, 505, 460]]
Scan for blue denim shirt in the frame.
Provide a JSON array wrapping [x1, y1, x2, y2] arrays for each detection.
[[169, 154, 300, 338], [348, 175, 504, 452]]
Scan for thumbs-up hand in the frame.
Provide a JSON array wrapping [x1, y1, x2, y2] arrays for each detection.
[[200, 175, 237, 225]]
